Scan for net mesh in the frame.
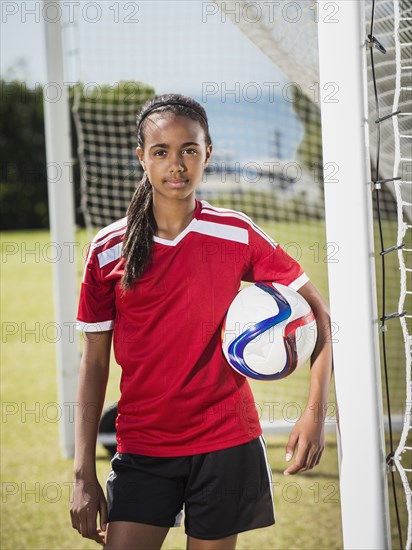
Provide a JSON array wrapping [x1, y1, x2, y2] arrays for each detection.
[[64, 0, 330, 430], [365, 2, 411, 547], [366, 1, 412, 547], [71, 83, 153, 228], [64, 0, 409, 410], [63, 1, 410, 544]]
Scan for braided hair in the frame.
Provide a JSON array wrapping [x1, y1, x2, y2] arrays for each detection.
[[121, 93, 212, 290]]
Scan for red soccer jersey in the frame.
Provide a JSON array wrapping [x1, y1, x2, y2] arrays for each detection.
[[77, 200, 309, 456]]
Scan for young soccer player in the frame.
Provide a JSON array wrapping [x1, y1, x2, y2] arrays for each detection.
[[70, 93, 332, 550]]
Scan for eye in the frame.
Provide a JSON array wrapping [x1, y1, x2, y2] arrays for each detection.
[[153, 150, 167, 157], [182, 148, 198, 155]]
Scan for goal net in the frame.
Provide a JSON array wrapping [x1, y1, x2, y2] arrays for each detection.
[[61, 0, 410, 545], [365, 1, 411, 547], [66, 0, 328, 432]]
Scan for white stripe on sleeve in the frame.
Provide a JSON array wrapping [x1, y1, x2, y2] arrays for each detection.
[[289, 272, 310, 291], [97, 242, 123, 268], [76, 320, 114, 332]]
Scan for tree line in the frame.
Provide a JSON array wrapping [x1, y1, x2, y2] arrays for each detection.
[[0, 80, 154, 230]]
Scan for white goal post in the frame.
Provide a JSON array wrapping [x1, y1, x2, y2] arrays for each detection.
[[43, 0, 78, 458], [318, 1, 391, 548]]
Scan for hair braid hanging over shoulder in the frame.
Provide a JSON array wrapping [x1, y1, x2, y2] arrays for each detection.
[[120, 93, 212, 290], [121, 173, 156, 290]]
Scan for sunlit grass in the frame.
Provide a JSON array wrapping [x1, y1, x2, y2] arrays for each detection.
[[0, 227, 406, 549]]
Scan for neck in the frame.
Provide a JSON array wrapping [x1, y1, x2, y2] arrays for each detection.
[[152, 196, 197, 240]]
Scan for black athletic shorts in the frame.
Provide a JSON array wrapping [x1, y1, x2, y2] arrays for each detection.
[[106, 436, 275, 540]]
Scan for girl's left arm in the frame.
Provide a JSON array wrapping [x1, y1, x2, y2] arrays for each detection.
[[284, 280, 333, 475]]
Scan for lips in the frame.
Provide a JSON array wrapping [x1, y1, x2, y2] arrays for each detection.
[[166, 178, 188, 187]]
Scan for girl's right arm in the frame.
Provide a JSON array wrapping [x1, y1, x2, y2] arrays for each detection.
[[70, 330, 113, 545]]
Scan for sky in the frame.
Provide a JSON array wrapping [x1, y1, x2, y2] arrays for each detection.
[[1, 0, 287, 93], [1, 1, 305, 164]]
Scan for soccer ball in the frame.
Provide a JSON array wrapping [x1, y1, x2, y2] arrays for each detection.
[[221, 282, 317, 381]]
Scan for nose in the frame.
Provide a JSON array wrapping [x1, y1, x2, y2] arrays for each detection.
[[168, 151, 185, 173]]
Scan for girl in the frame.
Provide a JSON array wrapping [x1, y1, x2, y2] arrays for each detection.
[[70, 93, 332, 550]]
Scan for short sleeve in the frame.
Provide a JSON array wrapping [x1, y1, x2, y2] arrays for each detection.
[[243, 221, 309, 290], [76, 245, 117, 332]]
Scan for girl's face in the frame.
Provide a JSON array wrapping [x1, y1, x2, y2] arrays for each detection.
[[136, 113, 212, 205]]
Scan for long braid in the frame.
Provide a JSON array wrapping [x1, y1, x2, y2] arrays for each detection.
[[121, 93, 212, 290], [121, 174, 156, 289]]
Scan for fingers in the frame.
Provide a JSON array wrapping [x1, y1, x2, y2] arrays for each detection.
[[285, 429, 298, 464], [99, 494, 109, 537], [71, 507, 102, 543], [284, 440, 325, 476], [311, 444, 324, 469], [96, 528, 107, 546], [284, 411, 326, 476], [70, 482, 108, 544], [284, 445, 308, 476]]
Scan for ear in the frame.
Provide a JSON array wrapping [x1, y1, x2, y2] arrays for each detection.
[[203, 144, 213, 168], [136, 146, 145, 168]]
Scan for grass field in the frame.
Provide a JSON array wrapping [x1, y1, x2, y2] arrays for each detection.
[[0, 226, 407, 549]]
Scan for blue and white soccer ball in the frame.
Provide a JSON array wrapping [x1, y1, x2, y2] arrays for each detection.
[[221, 282, 317, 381]]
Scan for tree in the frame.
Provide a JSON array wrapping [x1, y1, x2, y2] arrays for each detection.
[[0, 80, 48, 229], [0, 80, 155, 230]]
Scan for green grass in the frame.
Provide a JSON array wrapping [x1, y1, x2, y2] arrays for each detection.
[[0, 228, 407, 549]]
